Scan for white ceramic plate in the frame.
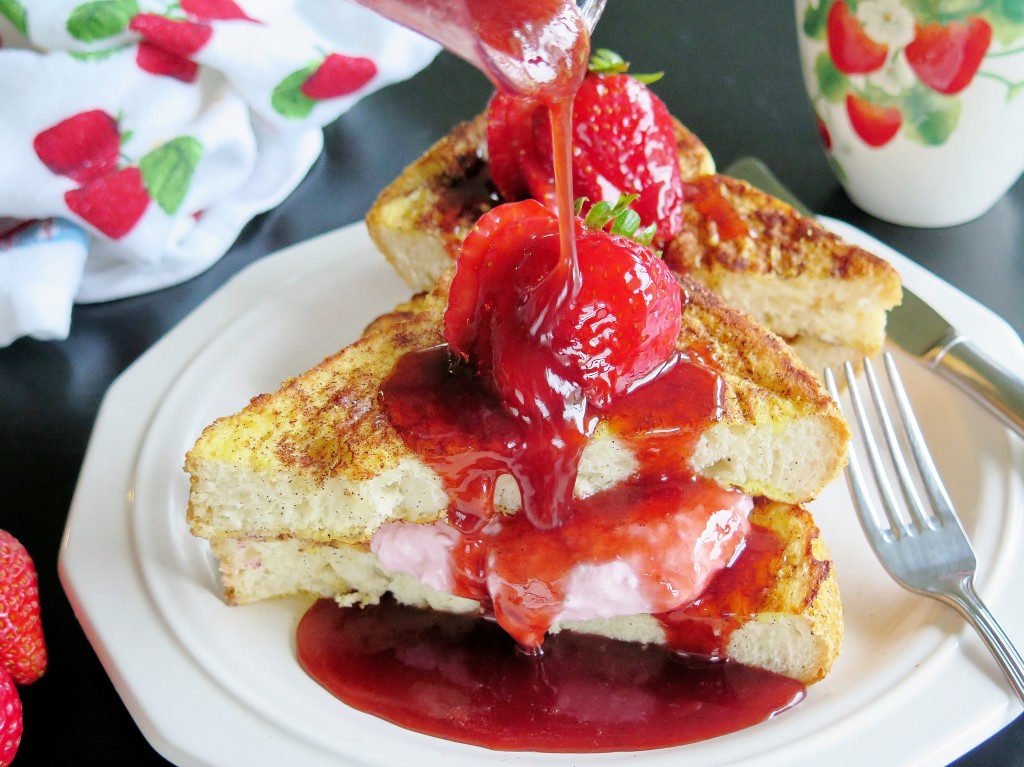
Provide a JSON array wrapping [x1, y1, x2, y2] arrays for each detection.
[[60, 220, 1024, 766]]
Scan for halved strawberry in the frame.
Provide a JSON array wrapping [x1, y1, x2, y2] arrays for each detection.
[[486, 50, 684, 249], [846, 93, 902, 147], [32, 110, 121, 185], [905, 17, 992, 95], [0, 531, 46, 687], [827, 0, 888, 74]]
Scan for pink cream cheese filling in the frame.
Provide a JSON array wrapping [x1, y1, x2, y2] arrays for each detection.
[[370, 491, 754, 627]]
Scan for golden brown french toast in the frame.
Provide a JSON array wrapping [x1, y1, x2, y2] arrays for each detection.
[[185, 251, 848, 686], [186, 269, 848, 544], [365, 112, 901, 373]]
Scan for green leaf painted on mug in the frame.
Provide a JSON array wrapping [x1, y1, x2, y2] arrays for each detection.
[[66, 0, 139, 42], [803, 0, 831, 40], [901, 83, 961, 145], [139, 136, 203, 215], [982, 4, 1024, 46], [816, 52, 849, 102], [0, 0, 28, 35]]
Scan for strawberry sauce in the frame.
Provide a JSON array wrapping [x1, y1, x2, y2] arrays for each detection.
[[297, 596, 804, 752]]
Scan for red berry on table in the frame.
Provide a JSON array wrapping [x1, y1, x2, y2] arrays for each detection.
[[180, 0, 258, 22], [905, 17, 992, 95], [827, 0, 888, 74], [0, 669, 22, 767], [136, 41, 200, 82], [64, 167, 151, 239], [300, 53, 378, 100], [0, 531, 47, 688], [129, 13, 213, 57], [846, 93, 902, 147], [32, 109, 121, 185], [487, 50, 684, 249]]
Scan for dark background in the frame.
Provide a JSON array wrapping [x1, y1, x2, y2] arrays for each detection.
[[2, 2, 1021, 764]]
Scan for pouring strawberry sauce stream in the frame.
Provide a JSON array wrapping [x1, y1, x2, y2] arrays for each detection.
[[296, 0, 806, 749]]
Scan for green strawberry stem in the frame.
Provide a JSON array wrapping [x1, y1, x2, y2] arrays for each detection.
[[588, 48, 663, 84], [986, 46, 1024, 57], [976, 70, 1024, 98]]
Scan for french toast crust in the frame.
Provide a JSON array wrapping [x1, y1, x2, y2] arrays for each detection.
[[204, 498, 841, 684], [186, 266, 848, 542], [364, 111, 902, 371]]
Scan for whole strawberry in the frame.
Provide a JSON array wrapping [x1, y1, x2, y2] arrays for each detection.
[[0, 669, 21, 767], [0, 531, 47, 687], [487, 49, 684, 249], [445, 197, 680, 412]]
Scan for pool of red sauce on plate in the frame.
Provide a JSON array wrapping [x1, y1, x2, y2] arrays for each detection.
[[296, 0, 805, 751]]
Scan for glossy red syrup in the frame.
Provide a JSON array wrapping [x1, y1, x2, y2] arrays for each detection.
[[685, 177, 751, 242], [297, 597, 805, 752], [380, 344, 735, 647]]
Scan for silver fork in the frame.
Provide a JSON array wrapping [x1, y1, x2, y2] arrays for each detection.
[[824, 352, 1024, 703]]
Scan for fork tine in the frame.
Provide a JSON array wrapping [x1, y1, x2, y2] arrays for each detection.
[[881, 352, 961, 531], [839, 359, 912, 540], [862, 356, 938, 534], [823, 366, 893, 547]]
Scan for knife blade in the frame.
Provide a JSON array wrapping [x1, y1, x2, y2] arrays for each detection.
[[723, 156, 1024, 440]]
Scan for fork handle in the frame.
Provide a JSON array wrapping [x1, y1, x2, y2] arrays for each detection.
[[941, 578, 1024, 704]]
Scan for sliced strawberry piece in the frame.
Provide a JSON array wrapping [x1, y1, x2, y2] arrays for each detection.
[[0, 669, 22, 767], [846, 93, 902, 147], [486, 58, 684, 248], [136, 41, 200, 82], [180, 0, 258, 22], [32, 110, 120, 185], [827, 0, 888, 74], [905, 17, 992, 95], [64, 167, 151, 239], [129, 13, 213, 57], [0, 531, 46, 687], [300, 53, 377, 100]]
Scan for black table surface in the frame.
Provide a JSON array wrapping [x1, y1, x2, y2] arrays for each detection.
[[2, 2, 1021, 764]]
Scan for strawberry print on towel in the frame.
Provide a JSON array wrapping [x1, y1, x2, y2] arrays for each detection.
[[0, 0, 439, 348]]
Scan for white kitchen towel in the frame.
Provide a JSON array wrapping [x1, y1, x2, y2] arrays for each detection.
[[0, 0, 439, 347]]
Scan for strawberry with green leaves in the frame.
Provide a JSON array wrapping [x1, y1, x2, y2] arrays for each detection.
[[445, 196, 680, 414], [487, 49, 684, 249]]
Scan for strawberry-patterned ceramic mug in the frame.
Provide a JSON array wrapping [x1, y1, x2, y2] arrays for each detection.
[[795, 0, 1024, 227]]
